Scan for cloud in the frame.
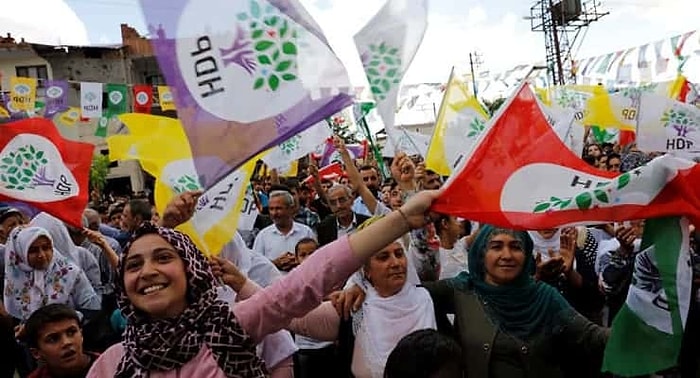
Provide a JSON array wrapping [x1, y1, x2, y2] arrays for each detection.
[[0, 0, 89, 45]]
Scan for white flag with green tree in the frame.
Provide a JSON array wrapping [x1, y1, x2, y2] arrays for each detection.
[[602, 216, 692, 376]]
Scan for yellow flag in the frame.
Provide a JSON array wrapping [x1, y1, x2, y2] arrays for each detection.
[[157, 86, 176, 111], [582, 85, 636, 131], [57, 107, 81, 126], [0, 105, 9, 118], [9, 76, 37, 112], [108, 114, 254, 256], [425, 71, 489, 176]]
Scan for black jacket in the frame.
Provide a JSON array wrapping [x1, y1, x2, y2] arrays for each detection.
[[317, 213, 371, 246]]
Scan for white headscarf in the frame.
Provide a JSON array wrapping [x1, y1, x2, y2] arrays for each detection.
[[3, 227, 83, 320], [354, 247, 437, 378], [29, 212, 102, 289]]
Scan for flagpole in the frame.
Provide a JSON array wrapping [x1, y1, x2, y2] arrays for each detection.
[[356, 111, 390, 179]]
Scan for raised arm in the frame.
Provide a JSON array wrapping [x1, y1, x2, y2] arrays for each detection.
[[232, 190, 441, 342]]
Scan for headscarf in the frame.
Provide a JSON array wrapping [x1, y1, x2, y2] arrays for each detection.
[[114, 222, 267, 378], [353, 218, 437, 377], [3, 227, 84, 320], [451, 225, 574, 341]]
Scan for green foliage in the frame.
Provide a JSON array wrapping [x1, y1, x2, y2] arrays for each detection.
[[90, 154, 111, 192]]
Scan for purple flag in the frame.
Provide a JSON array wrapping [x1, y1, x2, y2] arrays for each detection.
[[44, 80, 69, 118], [138, 0, 354, 188], [320, 139, 367, 167]]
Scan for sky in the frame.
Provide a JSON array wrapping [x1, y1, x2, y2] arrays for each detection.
[[1, 0, 697, 86]]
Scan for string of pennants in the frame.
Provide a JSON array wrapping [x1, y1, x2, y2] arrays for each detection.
[[0, 76, 175, 133], [470, 30, 700, 99], [575, 30, 699, 87]]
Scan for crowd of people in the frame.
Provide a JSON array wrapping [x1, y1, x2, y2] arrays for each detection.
[[0, 135, 698, 378]]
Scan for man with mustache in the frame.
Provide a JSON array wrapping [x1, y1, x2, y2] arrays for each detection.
[[25, 304, 99, 378]]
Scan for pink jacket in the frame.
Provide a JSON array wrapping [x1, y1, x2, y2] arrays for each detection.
[[88, 236, 359, 377]]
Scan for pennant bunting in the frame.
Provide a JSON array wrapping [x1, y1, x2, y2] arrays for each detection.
[[9, 76, 37, 113], [432, 83, 700, 229], [0, 118, 93, 227], [132, 84, 153, 114], [157, 85, 176, 111], [43, 80, 69, 118], [602, 216, 692, 376], [106, 83, 128, 116], [354, 0, 428, 146], [95, 115, 110, 138], [138, 0, 353, 190], [80, 82, 103, 119]]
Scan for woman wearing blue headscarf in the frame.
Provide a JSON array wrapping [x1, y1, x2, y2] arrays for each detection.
[[424, 225, 609, 378]]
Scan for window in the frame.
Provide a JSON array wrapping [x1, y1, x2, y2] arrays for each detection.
[[15, 65, 49, 88]]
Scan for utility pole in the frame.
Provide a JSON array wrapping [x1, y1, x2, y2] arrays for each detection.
[[468, 51, 482, 98]]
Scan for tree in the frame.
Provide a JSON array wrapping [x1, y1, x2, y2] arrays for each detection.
[[90, 154, 111, 194], [328, 115, 360, 144]]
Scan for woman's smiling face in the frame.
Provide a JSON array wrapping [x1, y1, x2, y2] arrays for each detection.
[[123, 234, 188, 319]]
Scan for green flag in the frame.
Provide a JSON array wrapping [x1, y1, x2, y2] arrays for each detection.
[[602, 217, 692, 376], [106, 83, 127, 116], [94, 115, 110, 138]]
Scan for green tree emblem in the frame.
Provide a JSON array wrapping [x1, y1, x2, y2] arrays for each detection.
[[0, 145, 49, 191], [467, 117, 486, 138], [532, 172, 633, 213], [279, 134, 301, 155], [361, 42, 402, 101], [171, 174, 202, 194], [230, 0, 299, 92]]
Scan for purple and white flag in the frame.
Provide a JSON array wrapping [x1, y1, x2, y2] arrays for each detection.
[[44, 80, 69, 118], [320, 139, 367, 167], [138, 0, 353, 189]]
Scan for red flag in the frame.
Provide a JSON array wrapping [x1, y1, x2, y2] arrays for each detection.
[[432, 84, 700, 229], [0, 118, 94, 227], [132, 85, 153, 114], [303, 162, 344, 185]]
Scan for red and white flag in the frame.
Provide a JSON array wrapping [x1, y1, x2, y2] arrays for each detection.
[[303, 162, 344, 185], [432, 83, 700, 229], [0, 118, 94, 227]]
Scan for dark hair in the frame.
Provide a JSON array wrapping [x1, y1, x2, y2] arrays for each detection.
[[24, 304, 81, 348], [607, 153, 621, 162], [294, 237, 319, 256], [127, 199, 152, 221], [433, 214, 451, 234], [384, 329, 463, 378], [269, 184, 292, 194], [582, 155, 597, 166], [359, 165, 378, 174]]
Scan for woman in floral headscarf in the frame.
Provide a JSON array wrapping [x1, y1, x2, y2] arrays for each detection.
[[3, 226, 100, 323], [88, 190, 440, 377]]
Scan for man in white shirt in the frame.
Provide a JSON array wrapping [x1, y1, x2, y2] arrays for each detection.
[[253, 190, 315, 272]]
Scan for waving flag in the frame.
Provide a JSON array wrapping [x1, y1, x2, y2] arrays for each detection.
[[262, 120, 331, 171], [108, 114, 254, 256], [603, 216, 692, 376], [138, 0, 353, 190], [432, 83, 700, 229], [354, 0, 428, 146], [425, 71, 489, 175], [0, 118, 93, 227], [319, 139, 367, 167], [636, 92, 700, 155]]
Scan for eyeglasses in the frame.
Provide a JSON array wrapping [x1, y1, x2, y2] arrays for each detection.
[[328, 196, 349, 206]]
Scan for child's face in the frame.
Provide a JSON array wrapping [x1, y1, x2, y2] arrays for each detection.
[[296, 242, 318, 263], [31, 319, 85, 374]]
